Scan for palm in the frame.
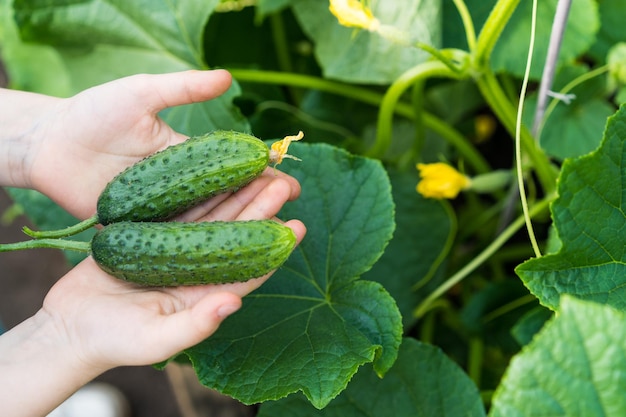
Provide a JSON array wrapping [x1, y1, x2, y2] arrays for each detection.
[[30, 70, 234, 220], [41, 173, 305, 369], [42, 259, 260, 367]]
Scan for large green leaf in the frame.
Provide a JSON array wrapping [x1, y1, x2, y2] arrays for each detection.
[[491, 0, 599, 79], [183, 142, 401, 409], [516, 105, 626, 311], [14, 0, 216, 67], [0, 0, 71, 95], [490, 296, 626, 417], [362, 169, 455, 329], [290, 0, 442, 84], [257, 338, 485, 417]]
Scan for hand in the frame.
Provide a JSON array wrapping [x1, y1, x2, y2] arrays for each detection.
[[41, 173, 306, 371], [25, 69, 237, 220]]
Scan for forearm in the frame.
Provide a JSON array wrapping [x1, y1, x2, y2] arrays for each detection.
[[0, 311, 108, 416], [0, 88, 60, 189]]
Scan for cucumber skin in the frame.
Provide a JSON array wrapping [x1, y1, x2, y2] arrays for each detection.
[[97, 131, 269, 224], [91, 220, 296, 286]]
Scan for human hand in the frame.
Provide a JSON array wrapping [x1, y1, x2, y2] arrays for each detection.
[[24, 69, 240, 220], [40, 174, 306, 372]]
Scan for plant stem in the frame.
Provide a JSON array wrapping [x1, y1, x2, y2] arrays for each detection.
[[22, 214, 99, 239], [269, 13, 293, 74], [516, 0, 542, 257], [532, 0, 572, 136], [229, 69, 490, 173], [481, 293, 537, 324], [475, 70, 557, 193], [452, 0, 477, 52], [468, 337, 484, 387], [229, 69, 384, 107], [413, 196, 552, 319], [414, 42, 463, 75], [0, 238, 91, 253], [474, 0, 521, 69], [368, 60, 464, 158]]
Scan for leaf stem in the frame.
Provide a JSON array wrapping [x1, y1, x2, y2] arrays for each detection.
[[22, 214, 99, 239], [367, 60, 465, 158], [468, 337, 484, 387], [516, 0, 542, 257], [475, 70, 557, 193], [413, 196, 552, 319], [229, 69, 490, 173], [474, 0, 521, 69], [452, 0, 477, 52], [0, 238, 91, 253]]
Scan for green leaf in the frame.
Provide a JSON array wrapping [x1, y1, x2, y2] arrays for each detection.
[[490, 0, 599, 79], [184, 142, 401, 409], [516, 105, 626, 311], [490, 296, 626, 417], [290, 0, 442, 84], [526, 65, 614, 161], [257, 338, 485, 417], [510, 306, 552, 347], [10, 0, 250, 134], [13, 0, 217, 68], [362, 169, 455, 329], [0, 0, 72, 95], [588, 0, 626, 63], [461, 281, 538, 353]]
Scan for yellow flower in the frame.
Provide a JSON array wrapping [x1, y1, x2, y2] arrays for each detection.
[[416, 163, 471, 199], [329, 0, 380, 31], [269, 131, 304, 165]]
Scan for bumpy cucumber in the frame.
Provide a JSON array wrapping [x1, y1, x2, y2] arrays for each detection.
[[24, 130, 292, 239], [91, 220, 296, 286], [97, 131, 269, 224]]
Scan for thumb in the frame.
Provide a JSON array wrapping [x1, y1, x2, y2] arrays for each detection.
[[156, 292, 242, 356], [126, 69, 233, 114]]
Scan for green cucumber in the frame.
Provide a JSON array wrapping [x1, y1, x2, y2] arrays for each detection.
[[24, 130, 290, 239], [1, 220, 297, 286], [92, 220, 296, 285]]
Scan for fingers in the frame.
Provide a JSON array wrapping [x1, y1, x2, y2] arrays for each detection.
[[176, 168, 301, 223], [197, 176, 292, 222], [145, 291, 242, 357], [121, 69, 233, 114]]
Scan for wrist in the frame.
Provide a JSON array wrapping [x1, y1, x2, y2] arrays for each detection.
[[0, 310, 110, 416]]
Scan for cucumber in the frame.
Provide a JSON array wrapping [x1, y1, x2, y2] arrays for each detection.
[[92, 220, 296, 286], [24, 130, 303, 239], [1, 220, 297, 286]]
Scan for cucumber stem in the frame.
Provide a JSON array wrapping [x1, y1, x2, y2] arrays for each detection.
[[0, 238, 91, 253], [22, 214, 99, 239]]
